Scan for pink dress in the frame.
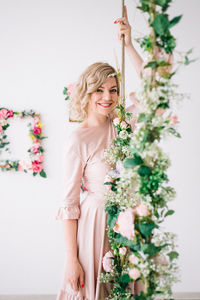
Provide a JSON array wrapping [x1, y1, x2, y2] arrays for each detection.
[[56, 115, 117, 300]]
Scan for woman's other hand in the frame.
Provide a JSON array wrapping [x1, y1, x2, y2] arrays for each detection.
[[63, 257, 85, 292], [114, 5, 132, 48]]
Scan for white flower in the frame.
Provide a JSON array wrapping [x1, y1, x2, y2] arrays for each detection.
[[119, 130, 128, 139]]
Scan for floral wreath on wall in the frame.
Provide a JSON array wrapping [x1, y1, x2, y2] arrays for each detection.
[[0, 107, 47, 178]]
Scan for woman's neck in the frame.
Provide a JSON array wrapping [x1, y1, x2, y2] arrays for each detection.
[[81, 114, 109, 128]]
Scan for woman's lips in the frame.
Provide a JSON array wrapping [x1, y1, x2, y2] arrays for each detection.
[[98, 103, 113, 108]]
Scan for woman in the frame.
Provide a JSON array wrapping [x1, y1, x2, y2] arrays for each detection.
[[56, 6, 143, 300]]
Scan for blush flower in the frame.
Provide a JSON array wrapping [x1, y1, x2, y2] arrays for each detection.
[[135, 202, 149, 217], [129, 268, 141, 281], [169, 115, 179, 125], [102, 251, 114, 272], [119, 247, 127, 255], [67, 83, 74, 95], [0, 109, 8, 120], [113, 208, 135, 240], [129, 253, 139, 265], [121, 121, 128, 129], [155, 108, 166, 116], [31, 143, 40, 154], [113, 118, 120, 126]]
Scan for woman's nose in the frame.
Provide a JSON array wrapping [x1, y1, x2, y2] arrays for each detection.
[[102, 90, 112, 100]]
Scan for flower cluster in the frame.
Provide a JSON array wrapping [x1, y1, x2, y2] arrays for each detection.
[[0, 108, 47, 178]]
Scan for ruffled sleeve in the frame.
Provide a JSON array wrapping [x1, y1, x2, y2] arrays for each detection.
[[55, 133, 84, 220]]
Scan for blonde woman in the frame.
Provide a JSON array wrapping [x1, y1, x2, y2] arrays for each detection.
[[56, 6, 143, 300]]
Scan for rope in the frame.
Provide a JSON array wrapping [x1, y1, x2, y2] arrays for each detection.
[[120, 0, 125, 108]]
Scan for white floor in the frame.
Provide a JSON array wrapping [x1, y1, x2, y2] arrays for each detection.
[[0, 293, 200, 300]]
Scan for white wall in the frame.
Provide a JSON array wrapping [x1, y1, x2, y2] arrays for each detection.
[[0, 0, 199, 295]]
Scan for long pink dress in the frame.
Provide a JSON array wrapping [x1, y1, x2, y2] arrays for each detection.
[[56, 115, 117, 300]]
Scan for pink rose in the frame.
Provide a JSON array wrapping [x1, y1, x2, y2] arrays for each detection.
[[0, 125, 2, 132], [129, 254, 139, 265], [32, 160, 43, 173], [119, 247, 127, 256], [113, 208, 135, 240], [6, 110, 14, 118], [0, 108, 8, 120], [135, 203, 148, 217], [113, 118, 120, 126], [5, 164, 11, 169], [155, 108, 166, 116], [33, 127, 42, 135], [169, 115, 179, 125], [37, 154, 44, 163], [18, 164, 24, 172], [31, 143, 40, 154], [67, 83, 74, 95], [121, 121, 127, 129], [129, 268, 141, 281], [102, 251, 114, 272]]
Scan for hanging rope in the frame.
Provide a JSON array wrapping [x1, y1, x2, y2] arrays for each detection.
[[120, 0, 125, 108]]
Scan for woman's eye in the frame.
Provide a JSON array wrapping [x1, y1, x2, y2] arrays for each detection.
[[110, 89, 118, 93], [96, 89, 103, 93]]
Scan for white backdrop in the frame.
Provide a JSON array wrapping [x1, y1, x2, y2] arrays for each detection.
[[0, 0, 199, 295]]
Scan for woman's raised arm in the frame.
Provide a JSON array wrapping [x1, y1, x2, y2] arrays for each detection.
[[115, 5, 144, 78]]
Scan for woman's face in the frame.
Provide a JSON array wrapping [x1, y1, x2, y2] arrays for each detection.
[[88, 77, 118, 117]]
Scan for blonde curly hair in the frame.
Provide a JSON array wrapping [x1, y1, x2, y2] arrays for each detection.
[[69, 62, 120, 121]]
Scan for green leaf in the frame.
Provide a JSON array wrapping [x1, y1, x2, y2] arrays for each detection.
[[152, 14, 170, 36], [138, 165, 151, 177], [105, 205, 118, 216], [124, 154, 143, 169], [120, 273, 131, 284], [168, 127, 181, 138], [167, 251, 179, 261], [107, 215, 118, 228], [169, 15, 182, 28], [164, 209, 175, 217], [141, 243, 161, 256], [138, 113, 148, 123], [137, 222, 158, 237], [40, 169, 47, 178], [115, 234, 140, 250]]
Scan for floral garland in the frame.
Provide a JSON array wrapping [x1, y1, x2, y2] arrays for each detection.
[[0, 108, 47, 178], [99, 1, 194, 299]]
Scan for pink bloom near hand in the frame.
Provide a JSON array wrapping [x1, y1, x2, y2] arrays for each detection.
[[129, 268, 141, 281], [113, 208, 135, 240], [102, 251, 114, 272]]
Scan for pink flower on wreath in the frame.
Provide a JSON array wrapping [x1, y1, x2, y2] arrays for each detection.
[[67, 83, 74, 95], [113, 208, 135, 240], [129, 268, 141, 281], [33, 118, 40, 125], [129, 253, 139, 265], [135, 202, 149, 217], [6, 110, 14, 118], [121, 121, 128, 129], [119, 247, 127, 256], [169, 115, 179, 125], [113, 117, 120, 126], [37, 154, 44, 163], [18, 164, 24, 172], [5, 164, 11, 169], [155, 108, 166, 116], [31, 143, 40, 154], [0, 125, 3, 133], [102, 251, 114, 272], [0, 109, 8, 120], [33, 127, 42, 135], [32, 160, 43, 173]]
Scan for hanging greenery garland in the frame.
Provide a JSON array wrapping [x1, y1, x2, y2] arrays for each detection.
[[0, 107, 47, 178], [99, 1, 194, 299]]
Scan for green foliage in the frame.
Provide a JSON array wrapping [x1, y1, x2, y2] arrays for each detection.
[[167, 251, 179, 261], [124, 153, 143, 169], [136, 222, 158, 237]]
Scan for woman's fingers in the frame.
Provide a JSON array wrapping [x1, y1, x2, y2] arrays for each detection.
[[114, 16, 127, 25]]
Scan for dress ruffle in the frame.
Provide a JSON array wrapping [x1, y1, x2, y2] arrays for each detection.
[[55, 205, 80, 220], [56, 288, 89, 300]]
